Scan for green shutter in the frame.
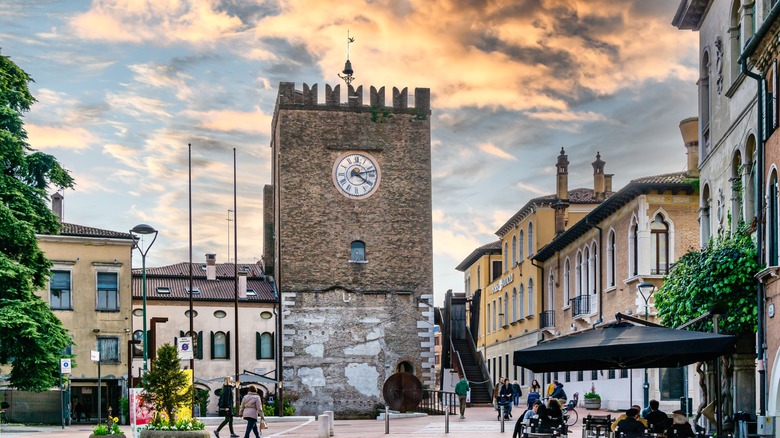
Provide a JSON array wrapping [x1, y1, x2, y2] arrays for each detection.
[[197, 331, 203, 359], [210, 331, 215, 360], [226, 332, 230, 359], [256, 332, 261, 360]]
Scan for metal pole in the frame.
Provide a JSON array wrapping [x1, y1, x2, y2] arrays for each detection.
[[385, 406, 389, 434], [445, 404, 450, 433], [500, 404, 505, 432], [142, 254, 148, 371], [643, 296, 650, 409], [233, 148, 240, 410], [98, 359, 102, 425], [188, 144, 195, 413], [714, 315, 722, 438], [60, 369, 64, 429]]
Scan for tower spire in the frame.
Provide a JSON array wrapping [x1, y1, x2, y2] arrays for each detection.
[[338, 30, 355, 86]]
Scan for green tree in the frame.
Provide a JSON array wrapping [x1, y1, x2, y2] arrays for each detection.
[[142, 344, 192, 423], [0, 51, 74, 391], [654, 228, 759, 335]]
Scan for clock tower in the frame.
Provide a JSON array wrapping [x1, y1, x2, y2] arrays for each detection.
[[264, 82, 434, 417]]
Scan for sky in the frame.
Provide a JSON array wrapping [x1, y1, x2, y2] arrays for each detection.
[[1, 0, 699, 306]]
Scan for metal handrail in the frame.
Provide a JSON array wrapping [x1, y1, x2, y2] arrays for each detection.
[[414, 390, 458, 415], [466, 328, 493, 399]]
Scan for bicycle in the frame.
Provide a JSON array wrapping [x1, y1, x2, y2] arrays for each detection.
[[0, 409, 8, 424], [562, 404, 578, 426]]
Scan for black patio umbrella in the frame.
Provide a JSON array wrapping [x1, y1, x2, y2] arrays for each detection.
[[513, 322, 736, 373]]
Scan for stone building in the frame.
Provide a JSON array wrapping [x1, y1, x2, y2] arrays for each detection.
[[130, 255, 277, 415], [264, 83, 435, 417], [532, 119, 700, 411]]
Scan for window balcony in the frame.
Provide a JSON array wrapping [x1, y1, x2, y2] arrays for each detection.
[[571, 295, 592, 318], [540, 310, 555, 329]]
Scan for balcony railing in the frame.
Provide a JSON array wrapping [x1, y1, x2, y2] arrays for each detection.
[[540, 310, 555, 329], [571, 295, 592, 318]]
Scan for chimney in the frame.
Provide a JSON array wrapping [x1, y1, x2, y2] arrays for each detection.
[[51, 192, 64, 221], [206, 253, 217, 281], [592, 152, 606, 201], [556, 147, 569, 201], [679, 117, 699, 177], [238, 271, 248, 299], [555, 148, 570, 236], [605, 174, 614, 194]]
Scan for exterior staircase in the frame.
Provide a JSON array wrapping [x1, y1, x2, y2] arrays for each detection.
[[452, 339, 492, 406]]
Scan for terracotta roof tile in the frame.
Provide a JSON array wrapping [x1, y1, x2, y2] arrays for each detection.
[[630, 171, 690, 185], [59, 222, 134, 240], [456, 240, 501, 271]]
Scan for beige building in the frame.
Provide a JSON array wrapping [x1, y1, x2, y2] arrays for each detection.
[[457, 149, 609, 391], [36, 193, 135, 420], [532, 119, 700, 411], [130, 255, 277, 415]]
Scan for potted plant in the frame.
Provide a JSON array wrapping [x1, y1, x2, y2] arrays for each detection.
[[140, 344, 208, 437], [583, 383, 601, 410], [90, 416, 125, 437]]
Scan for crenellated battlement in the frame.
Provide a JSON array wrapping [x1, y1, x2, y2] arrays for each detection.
[[276, 82, 430, 114]]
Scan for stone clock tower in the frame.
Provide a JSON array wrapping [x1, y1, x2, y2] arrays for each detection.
[[264, 82, 435, 417]]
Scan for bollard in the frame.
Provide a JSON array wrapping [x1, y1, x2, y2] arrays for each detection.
[[318, 414, 330, 438], [324, 410, 335, 436], [385, 406, 390, 434], [445, 406, 450, 433], [500, 404, 505, 433]]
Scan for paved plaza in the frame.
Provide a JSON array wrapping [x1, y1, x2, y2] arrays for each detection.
[[0, 406, 616, 437]]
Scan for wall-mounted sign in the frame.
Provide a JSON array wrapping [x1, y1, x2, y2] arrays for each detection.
[[492, 273, 514, 293]]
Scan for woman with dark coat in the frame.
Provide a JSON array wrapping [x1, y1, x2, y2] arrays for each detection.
[[215, 376, 239, 438]]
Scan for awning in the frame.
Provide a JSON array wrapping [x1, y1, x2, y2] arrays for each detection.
[[237, 373, 278, 386], [513, 322, 736, 373]]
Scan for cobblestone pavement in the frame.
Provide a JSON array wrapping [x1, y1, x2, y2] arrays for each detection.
[[0, 406, 616, 437]]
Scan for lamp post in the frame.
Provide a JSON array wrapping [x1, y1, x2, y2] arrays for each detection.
[[637, 281, 655, 410], [130, 224, 158, 373]]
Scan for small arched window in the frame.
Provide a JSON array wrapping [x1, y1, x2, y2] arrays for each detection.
[[563, 258, 570, 307], [351, 241, 366, 262], [768, 172, 778, 266], [211, 331, 229, 359], [512, 287, 518, 322], [259, 332, 274, 359], [518, 284, 525, 318], [504, 242, 509, 272], [528, 278, 534, 316], [528, 222, 534, 255], [607, 231, 616, 287], [512, 236, 517, 266], [519, 230, 525, 261]]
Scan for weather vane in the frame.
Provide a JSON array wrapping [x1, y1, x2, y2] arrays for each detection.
[[338, 30, 355, 86]]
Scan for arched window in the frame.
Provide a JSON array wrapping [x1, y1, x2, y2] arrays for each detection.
[[259, 332, 274, 359], [493, 300, 498, 332], [548, 270, 554, 311], [528, 222, 534, 255], [746, 137, 757, 224], [587, 244, 596, 294], [504, 242, 509, 272], [700, 51, 711, 157], [575, 252, 582, 296], [504, 292, 509, 325], [563, 258, 571, 307], [583, 246, 591, 294], [732, 150, 743, 229], [518, 284, 525, 318], [132, 330, 144, 357], [397, 361, 414, 373], [512, 287, 518, 322], [498, 297, 503, 328], [651, 214, 670, 275], [477, 266, 481, 289], [630, 219, 639, 276], [211, 331, 229, 359], [519, 230, 525, 261], [185, 330, 201, 359], [769, 172, 778, 266], [487, 302, 492, 333], [512, 236, 517, 266], [607, 230, 616, 287], [350, 241, 366, 262], [702, 184, 712, 245], [528, 279, 534, 316]]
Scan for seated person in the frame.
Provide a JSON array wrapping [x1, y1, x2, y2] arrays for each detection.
[[666, 410, 695, 438], [612, 405, 649, 432], [550, 382, 567, 402], [616, 408, 647, 437], [514, 400, 542, 438], [644, 399, 671, 434], [537, 403, 564, 433]]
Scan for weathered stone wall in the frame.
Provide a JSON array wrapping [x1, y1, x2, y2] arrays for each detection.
[[271, 83, 434, 417]]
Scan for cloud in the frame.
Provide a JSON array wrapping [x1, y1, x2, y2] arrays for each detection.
[[516, 181, 548, 196], [478, 142, 516, 160], [183, 109, 272, 135], [26, 124, 97, 151], [129, 63, 194, 101]]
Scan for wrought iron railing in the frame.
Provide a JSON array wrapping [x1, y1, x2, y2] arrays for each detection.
[[540, 310, 555, 329], [572, 295, 591, 318], [414, 390, 458, 415]]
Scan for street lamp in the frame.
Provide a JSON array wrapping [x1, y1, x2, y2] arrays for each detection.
[[130, 224, 158, 372], [637, 281, 656, 411]]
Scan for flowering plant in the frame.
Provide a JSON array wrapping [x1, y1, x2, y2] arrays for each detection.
[[145, 416, 204, 431], [584, 383, 600, 400], [92, 416, 123, 435]]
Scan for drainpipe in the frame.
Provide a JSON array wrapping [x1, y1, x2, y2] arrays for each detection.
[[530, 259, 544, 320], [586, 218, 604, 322], [739, 55, 766, 416]]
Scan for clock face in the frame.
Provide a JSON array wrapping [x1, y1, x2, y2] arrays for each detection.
[[332, 152, 381, 199]]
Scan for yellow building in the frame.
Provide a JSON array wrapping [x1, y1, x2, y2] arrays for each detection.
[[35, 193, 135, 421], [457, 149, 609, 391]]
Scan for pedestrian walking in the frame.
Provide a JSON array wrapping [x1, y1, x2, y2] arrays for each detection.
[[215, 376, 239, 438], [454, 377, 470, 419], [238, 385, 265, 438]]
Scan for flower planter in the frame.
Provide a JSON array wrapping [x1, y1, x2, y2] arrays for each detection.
[[140, 430, 210, 438], [583, 398, 602, 410], [89, 435, 126, 438]]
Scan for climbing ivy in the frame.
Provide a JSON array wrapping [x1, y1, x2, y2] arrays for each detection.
[[654, 228, 759, 335]]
